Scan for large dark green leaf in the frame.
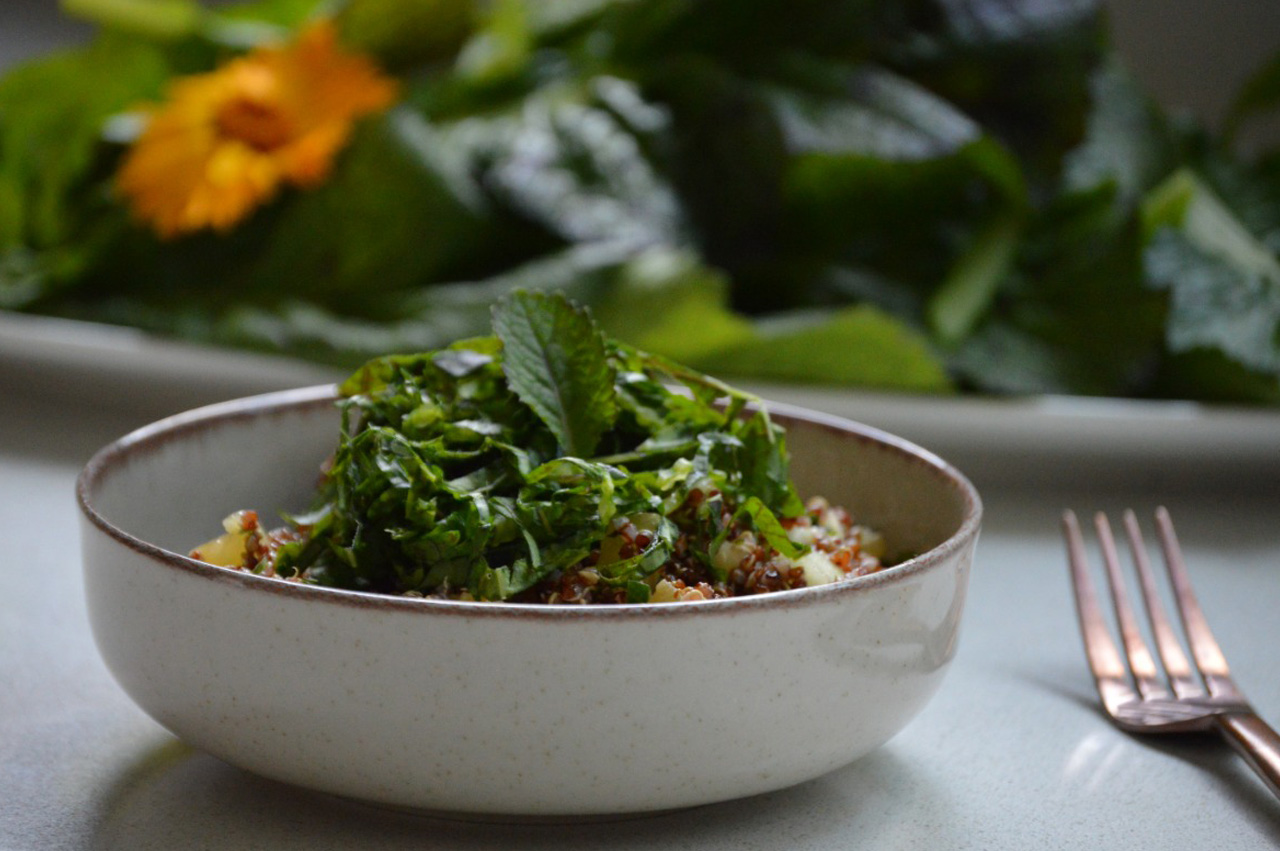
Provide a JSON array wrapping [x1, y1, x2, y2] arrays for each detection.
[[600, 0, 897, 68], [692, 304, 951, 391], [243, 108, 498, 305], [766, 64, 982, 162], [763, 64, 1025, 310], [638, 57, 788, 302], [955, 184, 1164, 396], [468, 80, 685, 248], [1061, 61, 1176, 206], [779, 143, 1013, 303], [895, 0, 1106, 188]]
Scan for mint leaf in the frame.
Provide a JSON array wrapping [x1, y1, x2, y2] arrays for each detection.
[[492, 291, 617, 457]]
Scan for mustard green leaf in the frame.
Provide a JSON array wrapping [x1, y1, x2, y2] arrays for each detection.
[[691, 305, 952, 392]]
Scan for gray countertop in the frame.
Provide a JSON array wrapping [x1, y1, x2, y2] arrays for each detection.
[[3, 381, 1280, 849]]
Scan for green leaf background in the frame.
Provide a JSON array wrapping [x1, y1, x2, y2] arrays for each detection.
[[4, 0, 1280, 402]]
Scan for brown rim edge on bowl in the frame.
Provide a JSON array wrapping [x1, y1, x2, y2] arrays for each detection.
[[77, 385, 983, 622]]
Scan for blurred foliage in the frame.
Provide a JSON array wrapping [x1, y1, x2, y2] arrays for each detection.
[[2, 0, 1279, 401]]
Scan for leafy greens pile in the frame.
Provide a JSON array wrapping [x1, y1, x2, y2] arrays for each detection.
[[275, 290, 808, 602], [3, 0, 1280, 402]]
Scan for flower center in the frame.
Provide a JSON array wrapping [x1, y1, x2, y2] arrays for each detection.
[[215, 94, 295, 152]]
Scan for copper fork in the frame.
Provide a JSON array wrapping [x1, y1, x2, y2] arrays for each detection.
[[1062, 507, 1280, 798]]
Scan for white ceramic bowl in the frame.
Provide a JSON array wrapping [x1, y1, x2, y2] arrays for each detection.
[[77, 385, 982, 817]]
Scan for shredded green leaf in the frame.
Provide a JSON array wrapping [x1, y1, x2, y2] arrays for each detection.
[[274, 291, 808, 601]]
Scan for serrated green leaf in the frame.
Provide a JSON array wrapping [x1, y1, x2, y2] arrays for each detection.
[[1145, 229, 1280, 378], [474, 83, 684, 247], [1141, 169, 1280, 391], [1062, 61, 1175, 205], [492, 291, 618, 457]]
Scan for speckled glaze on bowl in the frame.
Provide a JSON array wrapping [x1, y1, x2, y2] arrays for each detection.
[[77, 385, 981, 817]]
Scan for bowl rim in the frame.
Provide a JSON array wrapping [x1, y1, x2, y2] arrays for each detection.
[[77, 384, 982, 621]]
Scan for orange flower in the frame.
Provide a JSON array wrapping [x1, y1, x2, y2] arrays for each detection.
[[117, 21, 398, 238]]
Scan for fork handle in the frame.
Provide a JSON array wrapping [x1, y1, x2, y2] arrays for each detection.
[[1216, 713, 1280, 799]]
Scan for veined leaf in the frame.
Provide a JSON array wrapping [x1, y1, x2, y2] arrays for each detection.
[[1061, 61, 1174, 205], [765, 65, 982, 162], [492, 290, 618, 456], [1142, 169, 1280, 389]]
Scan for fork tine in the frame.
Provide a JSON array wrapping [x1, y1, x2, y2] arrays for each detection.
[[1062, 510, 1138, 713], [1121, 509, 1200, 698], [1153, 507, 1241, 699], [1093, 512, 1167, 700]]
